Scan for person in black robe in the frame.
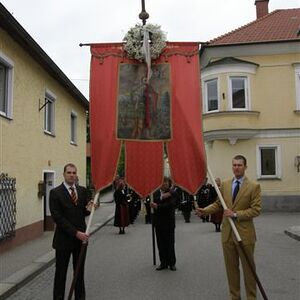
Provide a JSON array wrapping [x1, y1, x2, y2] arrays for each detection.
[[210, 178, 223, 232], [196, 177, 217, 222], [179, 190, 194, 223], [127, 189, 141, 224], [113, 179, 130, 234]]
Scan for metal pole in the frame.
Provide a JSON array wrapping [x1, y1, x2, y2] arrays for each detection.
[[67, 190, 100, 300], [207, 166, 268, 300], [139, 0, 149, 25], [150, 193, 156, 265]]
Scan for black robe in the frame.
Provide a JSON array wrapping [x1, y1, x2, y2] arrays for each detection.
[[113, 189, 130, 227]]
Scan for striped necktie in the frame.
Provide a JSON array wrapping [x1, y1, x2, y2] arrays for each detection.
[[69, 186, 78, 205], [232, 180, 240, 203]]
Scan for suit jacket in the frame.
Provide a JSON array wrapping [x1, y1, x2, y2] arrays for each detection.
[[204, 177, 261, 245], [50, 183, 91, 250], [153, 189, 178, 228]]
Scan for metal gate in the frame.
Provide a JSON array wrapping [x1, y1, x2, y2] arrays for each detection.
[[0, 173, 17, 241]]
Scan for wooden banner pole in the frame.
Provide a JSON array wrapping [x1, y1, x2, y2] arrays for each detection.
[[67, 190, 100, 300]]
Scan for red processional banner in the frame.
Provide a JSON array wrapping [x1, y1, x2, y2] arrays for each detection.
[[125, 142, 164, 197], [166, 43, 207, 194], [89, 44, 123, 190], [90, 42, 206, 197]]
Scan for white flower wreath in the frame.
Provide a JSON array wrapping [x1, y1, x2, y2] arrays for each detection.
[[123, 23, 167, 62]]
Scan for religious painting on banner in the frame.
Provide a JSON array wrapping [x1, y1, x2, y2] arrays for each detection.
[[89, 42, 206, 197], [117, 63, 171, 141]]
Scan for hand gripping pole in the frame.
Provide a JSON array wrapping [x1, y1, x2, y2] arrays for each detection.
[[67, 190, 100, 300]]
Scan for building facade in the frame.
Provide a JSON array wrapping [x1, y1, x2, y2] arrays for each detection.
[[0, 3, 89, 252], [200, 1, 300, 211]]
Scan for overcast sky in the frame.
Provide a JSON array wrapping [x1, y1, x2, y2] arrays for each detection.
[[1, 0, 299, 98]]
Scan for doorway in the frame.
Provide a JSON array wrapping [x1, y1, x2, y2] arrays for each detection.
[[43, 171, 55, 231]]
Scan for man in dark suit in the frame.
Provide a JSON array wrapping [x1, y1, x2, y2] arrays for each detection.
[[50, 163, 91, 300], [151, 177, 178, 271]]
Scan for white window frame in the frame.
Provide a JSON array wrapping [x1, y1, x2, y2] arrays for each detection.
[[70, 110, 78, 145], [256, 144, 281, 179], [294, 64, 300, 110], [44, 89, 56, 135], [0, 51, 14, 119], [204, 78, 219, 113], [228, 76, 250, 111], [42, 170, 56, 217]]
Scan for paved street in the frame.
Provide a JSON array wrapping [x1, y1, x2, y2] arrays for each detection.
[[6, 212, 300, 300]]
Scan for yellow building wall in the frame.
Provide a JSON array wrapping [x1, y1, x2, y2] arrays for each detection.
[[202, 51, 300, 204], [203, 53, 300, 132], [206, 136, 300, 196], [0, 29, 87, 229]]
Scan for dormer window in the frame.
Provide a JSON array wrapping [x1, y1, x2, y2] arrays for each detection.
[[229, 76, 249, 110], [204, 78, 219, 112]]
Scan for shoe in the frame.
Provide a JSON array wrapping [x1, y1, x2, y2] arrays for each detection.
[[169, 265, 177, 271], [156, 265, 167, 271]]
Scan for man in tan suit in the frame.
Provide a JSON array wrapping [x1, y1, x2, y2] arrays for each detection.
[[197, 155, 261, 300]]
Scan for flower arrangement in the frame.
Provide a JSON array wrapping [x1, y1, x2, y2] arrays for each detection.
[[123, 23, 167, 62]]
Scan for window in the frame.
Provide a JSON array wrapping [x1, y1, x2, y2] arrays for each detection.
[[204, 78, 219, 112], [70, 111, 77, 144], [295, 64, 300, 110], [44, 90, 56, 134], [0, 52, 14, 118], [0, 64, 7, 113], [229, 76, 248, 110], [257, 145, 281, 179]]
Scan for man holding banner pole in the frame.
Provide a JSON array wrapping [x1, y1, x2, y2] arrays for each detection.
[[50, 163, 93, 300], [197, 155, 264, 300], [151, 177, 178, 271]]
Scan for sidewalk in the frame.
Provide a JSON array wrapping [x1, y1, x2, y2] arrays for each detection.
[[0, 191, 115, 300]]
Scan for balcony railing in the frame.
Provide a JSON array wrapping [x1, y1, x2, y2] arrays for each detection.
[[0, 173, 17, 242]]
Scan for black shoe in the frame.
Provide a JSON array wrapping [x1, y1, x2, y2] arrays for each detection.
[[156, 265, 167, 271], [169, 265, 177, 271]]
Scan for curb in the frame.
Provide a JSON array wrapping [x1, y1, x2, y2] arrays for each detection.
[[284, 226, 300, 242], [0, 214, 114, 300]]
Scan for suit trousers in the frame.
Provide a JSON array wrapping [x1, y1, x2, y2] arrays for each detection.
[[155, 226, 176, 267], [53, 246, 87, 300], [222, 239, 256, 300]]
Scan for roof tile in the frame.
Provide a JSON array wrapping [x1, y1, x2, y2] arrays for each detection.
[[208, 9, 300, 46]]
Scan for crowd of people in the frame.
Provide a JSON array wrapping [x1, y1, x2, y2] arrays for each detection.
[[112, 176, 223, 234], [50, 154, 262, 300], [111, 155, 261, 300]]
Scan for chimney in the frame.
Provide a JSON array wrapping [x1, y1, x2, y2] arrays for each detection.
[[255, 0, 269, 19]]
